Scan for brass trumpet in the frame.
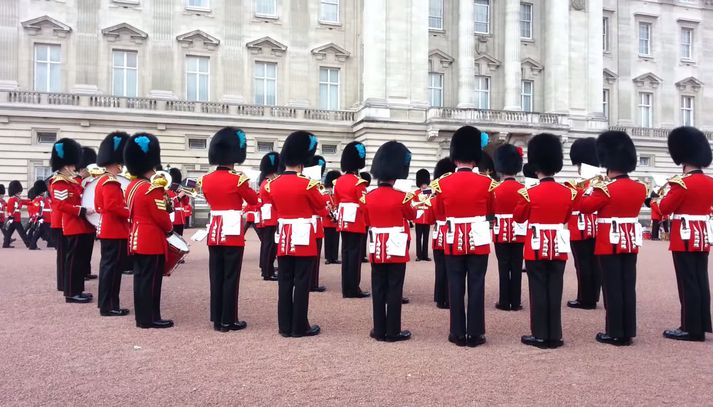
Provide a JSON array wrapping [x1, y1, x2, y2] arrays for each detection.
[[571, 174, 604, 189]]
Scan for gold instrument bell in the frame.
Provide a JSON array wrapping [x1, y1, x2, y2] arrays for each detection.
[[151, 170, 173, 190]]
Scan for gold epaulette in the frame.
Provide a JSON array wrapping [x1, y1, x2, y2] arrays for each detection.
[[197, 176, 204, 188], [359, 191, 366, 204], [265, 175, 279, 193], [429, 172, 452, 194], [356, 177, 368, 186], [229, 170, 250, 187], [51, 173, 78, 184], [488, 178, 499, 192], [518, 188, 530, 203], [402, 192, 415, 204], [569, 186, 578, 201], [668, 175, 687, 190], [592, 181, 611, 198], [103, 175, 120, 185]]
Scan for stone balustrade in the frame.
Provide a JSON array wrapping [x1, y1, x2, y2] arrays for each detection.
[[611, 126, 713, 140], [427, 107, 569, 128]]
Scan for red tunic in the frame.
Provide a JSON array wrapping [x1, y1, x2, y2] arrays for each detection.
[[125, 178, 173, 255], [413, 189, 434, 225], [430, 168, 495, 256], [28, 197, 41, 222], [430, 193, 448, 251], [50, 175, 95, 236], [579, 176, 647, 255], [364, 185, 416, 264], [565, 181, 598, 241], [38, 196, 52, 222], [513, 179, 574, 261], [0, 198, 5, 222], [167, 190, 190, 226], [492, 178, 526, 244], [322, 189, 338, 229], [334, 173, 368, 234], [659, 171, 713, 253], [201, 168, 259, 247], [6, 196, 30, 222], [258, 179, 278, 228], [94, 174, 130, 240]]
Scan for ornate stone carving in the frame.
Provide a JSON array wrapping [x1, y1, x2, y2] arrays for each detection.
[[571, 0, 586, 11], [246, 36, 287, 57]]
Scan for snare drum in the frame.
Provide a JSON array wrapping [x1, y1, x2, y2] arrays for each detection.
[[82, 174, 131, 227], [165, 233, 190, 276]]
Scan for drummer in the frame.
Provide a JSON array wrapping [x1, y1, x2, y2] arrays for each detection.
[[94, 131, 131, 317], [79, 147, 99, 280]]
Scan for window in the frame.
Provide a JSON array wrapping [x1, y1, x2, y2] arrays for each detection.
[[322, 144, 338, 155], [639, 155, 653, 167], [681, 28, 693, 60], [639, 22, 652, 56], [255, 0, 276, 17], [520, 3, 533, 39], [186, 0, 209, 9], [474, 76, 490, 109], [603, 89, 610, 119], [112, 50, 138, 97], [428, 72, 444, 107], [603, 16, 610, 52], [429, 0, 444, 30], [34, 44, 61, 92], [319, 67, 340, 110], [638, 92, 653, 128], [34, 165, 53, 182], [320, 0, 339, 23], [474, 0, 490, 34], [681, 96, 694, 126], [188, 138, 207, 150], [257, 141, 274, 153], [521, 80, 533, 112], [254, 62, 277, 105], [36, 131, 57, 144], [186, 56, 209, 101]]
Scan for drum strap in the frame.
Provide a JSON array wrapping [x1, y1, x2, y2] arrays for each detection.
[[126, 180, 147, 218]]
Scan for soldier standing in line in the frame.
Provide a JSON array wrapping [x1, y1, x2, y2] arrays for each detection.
[[413, 169, 434, 262], [431, 158, 456, 310], [322, 170, 341, 265], [258, 151, 280, 281]]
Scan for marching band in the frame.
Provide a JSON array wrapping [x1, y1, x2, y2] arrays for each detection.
[[2, 124, 712, 347]]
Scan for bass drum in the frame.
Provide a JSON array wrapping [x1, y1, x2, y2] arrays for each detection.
[[165, 233, 189, 276], [81, 175, 131, 227]]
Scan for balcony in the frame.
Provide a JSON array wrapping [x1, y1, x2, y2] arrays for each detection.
[[427, 107, 570, 129], [610, 126, 713, 141]]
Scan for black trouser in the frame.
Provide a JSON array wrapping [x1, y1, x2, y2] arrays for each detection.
[[3, 220, 28, 247], [662, 220, 669, 233], [415, 224, 430, 260], [433, 249, 449, 304], [311, 239, 323, 290], [324, 227, 340, 262], [361, 228, 368, 260], [29, 222, 52, 249], [371, 263, 406, 337], [63, 233, 93, 297], [445, 254, 488, 338], [651, 220, 661, 240], [598, 254, 637, 338], [133, 254, 165, 325], [82, 233, 96, 278], [571, 239, 600, 305], [672, 252, 712, 335], [256, 227, 265, 271], [277, 256, 313, 335], [53, 228, 65, 291], [341, 231, 365, 296], [173, 225, 184, 236], [494, 243, 524, 308], [260, 226, 277, 278], [209, 246, 244, 326], [98, 239, 127, 313], [525, 260, 566, 340], [0, 220, 6, 242]]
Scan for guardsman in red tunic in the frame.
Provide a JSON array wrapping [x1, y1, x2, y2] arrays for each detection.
[[364, 141, 416, 342], [359, 171, 373, 264], [3, 181, 30, 248], [28, 181, 52, 250], [95, 131, 131, 317], [258, 152, 280, 281], [0, 184, 7, 244], [26, 187, 39, 249], [647, 195, 663, 240], [660, 127, 713, 342], [334, 141, 370, 298], [262, 131, 325, 338], [514, 133, 574, 349], [201, 127, 259, 332], [565, 138, 602, 310], [431, 158, 455, 310], [492, 144, 526, 312], [308, 155, 328, 292], [413, 169, 434, 262], [322, 170, 341, 265], [168, 168, 189, 236], [78, 147, 99, 280], [580, 131, 647, 346], [431, 126, 495, 347], [124, 133, 174, 329]]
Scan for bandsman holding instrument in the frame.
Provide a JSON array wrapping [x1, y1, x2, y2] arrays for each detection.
[[322, 170, 341, 265], [413, 169, 434, 262], [79, 147, 98, 280], [309, 155, 328, 292], [431, 158, 456, 310], [659, 127, 713, 342], [258, 151, 280, 281], [168, 168, 189, 236]]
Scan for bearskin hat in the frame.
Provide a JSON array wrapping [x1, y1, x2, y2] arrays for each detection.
[[124, 133, 161, 177], [281, 130, 318, 167], [494, 144, 524, 176], [523, 163, 537, 179], [479, 151, 495, 176], [209, 127, 248, 165], [169, 168, 183, 185], [371, 141, 411, 181], [0, 184, 5, 196], [596, 131, 637, 173], [8, 180, 22, 196], [97, 131, 130, 167], [668, 126, 712, 168], [341, 141, 366, 172], [79, 147, 97, 170], [33, 180, 48, 196], [50, 138, 83, 171], [450, 125, 485, 164], [416, 169, 431, 186], [311, 155, 327, 176], [569, 137, 599, 167], [360, 171, 372, 186], [259, 152, 280, 175], [527, 133, 563, 176], [433, 158, 455, 179], [324, 170, 341, 189]]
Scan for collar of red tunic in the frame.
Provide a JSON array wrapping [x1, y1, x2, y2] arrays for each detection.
[[377, 182, 393, 188], [540, 177, 555, 182], [611, 174, 629, 180], [686, 169, 703, 175], [456, 167, 473, 173]]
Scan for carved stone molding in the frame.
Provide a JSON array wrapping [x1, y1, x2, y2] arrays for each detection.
[[571, 0, 586, 11], [633, 72, 663, 89], [429, 49, 454, 69], [311, 43, 350, 62], [176, 30, 220, 50], [246, 36, 287, 57], [675, 76, 703, 93], [21, 15, 72, 38], [101, 23, 148, 44]]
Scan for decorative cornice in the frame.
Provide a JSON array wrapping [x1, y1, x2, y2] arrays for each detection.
[[603, 68, 618, 85], [521, 57, 544, 76], [429, 49, 454, 68], [474, 54, 501, 71], [246, 36, 287, 57], [675, 76, 703, 92], [176, 30, 220, 50], [311, 43, 350, 62], [21, 15, 72, 37], [633, 72, 663, 88], [101, 23, 148, 44]]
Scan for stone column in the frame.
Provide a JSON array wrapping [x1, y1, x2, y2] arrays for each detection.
[[587, 0, 604, 117], [409, 0, 430, 106], [503, 0, 521, 111], [457, 0, 475, 108], [362, 0, 387, 104], [544, 0, 570, 113]]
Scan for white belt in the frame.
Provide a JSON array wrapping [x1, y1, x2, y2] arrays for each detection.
[[338, 202, 359, 209], [447, 216, 487, 225], [571, 211, 580, 216], [43, 209, 52, 213], [175, 207, 184, 211], [435, 220, 446, 227], [495, 214, 513, 219], [530, 223, 565, 231], [370, 226, 405, 234], [210, 210, 243, 216], [671, 214, 710, 221], [597, 217, 638, 224], [278, 217, 316, 226]]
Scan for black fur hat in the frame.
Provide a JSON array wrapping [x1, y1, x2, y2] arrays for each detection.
[[341, 141, 366, 172], [495, 144, 524, 176], [281, 131, 318, 167], [8, 180, 22, 196], [527, 133, 563, 176], [416, 169, 430, 186], [50, 138, 83, 171], [668, 126, 712, 168], [324, 170, 341, 188], [479, 151, 495, 176], [33, 179, 48, 196], [450, 125, 484, 164], [522, 163, 537, 178], [596, 131, 637, 173], [97, 131, 130, 167], [569, 137, 599, 167], [209, 127, 248, 165], [0, 184, 4, 195], [124, 133, 161, 177], [310, 155, 327, 176], [169, 167, 183, 185], [433, 158, 455, 179], [28, 187, 36, 200], [259, 152, 280, 175], [79, 147, 97, 170], [371, 141, 412, 181], [360, 171, 372, 186]]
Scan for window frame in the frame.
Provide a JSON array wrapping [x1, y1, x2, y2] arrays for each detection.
[[254, 61, 278, 106], [680, 95, 694, 127], [680, 27, 694, 61], [521, 80, 534, 112], [603, 88, 610, 119], [602, 16, 610, 52], [520, 3, 533, 40], [185, 55, 210, 102], [474, 75, 490, 110], [187, 137, 208, 150], [255, 0, 278, 18], [33, 43, 61, 93], [186, 0, 210, 11], [474, 0, 490, 35], [33, 128, 59, 145], [428, 0, 444, 31], [428, 72, 444, 107], [638, 22, 652, 57], [257, 140, 275, 153], [638, 91, 654, 128], [322, 144, 338, 155], [111, 49, 139, 98], [319, 0, 340, 24], [319, 66, 340, 111]]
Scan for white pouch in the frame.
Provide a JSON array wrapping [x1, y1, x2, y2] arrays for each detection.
[[530, 226, 540, 250], [556, 229, 571, 253], [341, 205, 357, 223], [432, 228, 439, 239], [368, 232, 377, 254], [609, 221, 621, 244], [514, 222, 528, 236], [471, 221, 492, 246], [577, 214, 585, 231], [680, 219, 691, 241], [291, 223, 312, 246], [254, 212, 261, 224], [706, 220, 713, 245], [221, 211, 243, 236], [635, 223, 643, 247], [493, 220, 501, 236], [416, 209, 424, 219], [261, 204, 272, 221], [446, 228, 455, 245], [169, 212, 175, 223], [386, 232, 408, 257]]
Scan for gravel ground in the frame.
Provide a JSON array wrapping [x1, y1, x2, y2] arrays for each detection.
[[1, 231, 712, 406]]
